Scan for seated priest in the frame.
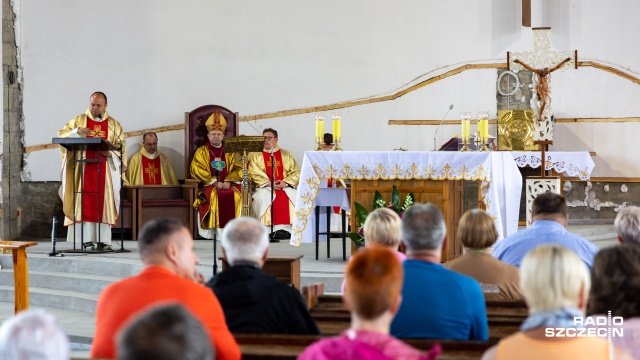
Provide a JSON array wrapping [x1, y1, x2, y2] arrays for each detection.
[[190, 112, 243, 239], [248, 128, 300, 241], [125, 132, 178, 185]]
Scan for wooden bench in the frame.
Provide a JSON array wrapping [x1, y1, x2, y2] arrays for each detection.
[[0, 241, 38, 314], [303, 286, 527, 339], [220, 254, 303, 289], [234, 333, 497, 360]]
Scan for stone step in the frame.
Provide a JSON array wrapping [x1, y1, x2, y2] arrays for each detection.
[[0, 269, 117, 295], [0, 253, 143, 278], [0, 285, 98, 314]]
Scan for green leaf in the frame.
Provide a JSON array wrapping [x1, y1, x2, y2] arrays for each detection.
[[391, 185, 401, 213], [373, 191, 385, 209], [403, 192, 415, 211], [354, 202, 369, 226]]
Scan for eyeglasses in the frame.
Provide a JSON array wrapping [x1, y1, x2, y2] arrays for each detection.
[[264, 136, 275, 140]]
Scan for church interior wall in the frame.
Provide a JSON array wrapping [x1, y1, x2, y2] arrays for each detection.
[[4, 0, 640, 238]]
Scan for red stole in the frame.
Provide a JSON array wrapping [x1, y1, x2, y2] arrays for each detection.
[[141, 155, 162, 185], [262, 150, 291, 225], [82, 118, 109, 223], [200, 143, 234, 228]]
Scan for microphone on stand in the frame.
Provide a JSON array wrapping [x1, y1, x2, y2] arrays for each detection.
[[433, 104, 454, 151]]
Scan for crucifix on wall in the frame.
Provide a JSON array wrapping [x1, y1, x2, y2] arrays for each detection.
[[507, 27, 577, 142]]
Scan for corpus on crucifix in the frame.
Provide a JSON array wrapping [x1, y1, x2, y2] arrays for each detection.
[[508, 28, 577, 142]]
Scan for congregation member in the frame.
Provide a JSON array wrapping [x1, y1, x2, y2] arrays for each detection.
[[300, 247, 441, 360], [390, 203, 488, 340], [126, 132, 178, 185], [341, 207, 405, 294], [118, 303, 215, 360], [206, 217, 319, 334], [445, 209, 523, 301], [492, 192, 599, 268], [482, 245, 632, 360], [91, 218, 240, 360], [614, 205, 640, 246], [190, 111, 243, 239], [248, 128, 300, 241], [587, 244, 640, 359], [57, 91, 126, 251], [0, 309, 70, 360]]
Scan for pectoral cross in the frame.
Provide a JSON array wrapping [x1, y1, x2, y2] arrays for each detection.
[[508, 28, 577, 141]]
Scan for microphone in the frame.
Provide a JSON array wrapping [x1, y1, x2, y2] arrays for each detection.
[[433, 104, 454, 151]]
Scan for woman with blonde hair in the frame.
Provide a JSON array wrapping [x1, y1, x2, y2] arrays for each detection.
[[445, 209, 522, 301], [341, 208, 404, 294], [482, 245, 632, 360]]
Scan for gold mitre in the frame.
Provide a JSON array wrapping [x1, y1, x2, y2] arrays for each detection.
[[205, 111, 227, 132]]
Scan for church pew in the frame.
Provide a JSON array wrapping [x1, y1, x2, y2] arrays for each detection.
[[233, 333, 497, 360], [302, 286, 526, 339]]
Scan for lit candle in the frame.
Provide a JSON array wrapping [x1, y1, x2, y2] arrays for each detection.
[[315, 114, 324, 139], [461, 113, 471, 140], [480, 119, 489, 139], [332, 113, 342, 141]]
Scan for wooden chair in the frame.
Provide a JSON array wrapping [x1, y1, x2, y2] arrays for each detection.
[[184, 105, 239, 235], [136, 185, 195, 235]]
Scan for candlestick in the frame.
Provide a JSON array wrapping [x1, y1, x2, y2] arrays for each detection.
[[460, 112, 472, 152], [315, 114, 324, 151], [332, 113, 341, 141], [477, 111, 490, 151], [332, 113, 343, 151]]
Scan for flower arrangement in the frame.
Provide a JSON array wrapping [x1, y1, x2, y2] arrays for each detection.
[[348, 185, 415, 250]]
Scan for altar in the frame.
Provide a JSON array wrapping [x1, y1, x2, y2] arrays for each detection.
[[290, 151, 523, 259]]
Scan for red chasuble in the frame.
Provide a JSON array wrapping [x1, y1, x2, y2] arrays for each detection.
[[199, 143, 236, 228], [141, 155, 162, 185], [82, 118, 109, 223], [262, 150, 291, 225]]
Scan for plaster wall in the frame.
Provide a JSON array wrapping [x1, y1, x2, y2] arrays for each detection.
[[11, 0, 640, 182]]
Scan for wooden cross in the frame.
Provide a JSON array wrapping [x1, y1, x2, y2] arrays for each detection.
[[508, 28, 577, 142]]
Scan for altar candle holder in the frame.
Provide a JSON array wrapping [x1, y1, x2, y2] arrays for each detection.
[[460, 112, 472, 152], [315, 114, 324, 151], [477, 111, 490, 152], [332, 113, 343, 151]]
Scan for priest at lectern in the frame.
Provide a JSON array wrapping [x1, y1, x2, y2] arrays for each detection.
[[57, 91, 127, 250]]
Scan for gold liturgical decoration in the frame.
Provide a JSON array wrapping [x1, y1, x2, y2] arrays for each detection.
[[497, 110, 536, 151]]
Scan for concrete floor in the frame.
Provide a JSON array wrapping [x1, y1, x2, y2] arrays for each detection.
[[0, 224, 619, 358]]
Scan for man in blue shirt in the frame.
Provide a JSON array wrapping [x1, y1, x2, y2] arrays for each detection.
[[390, 203, 488, 340], [492, 192, 599, 268]]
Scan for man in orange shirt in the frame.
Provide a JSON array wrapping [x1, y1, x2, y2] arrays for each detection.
[[90, 218, 240, 360]]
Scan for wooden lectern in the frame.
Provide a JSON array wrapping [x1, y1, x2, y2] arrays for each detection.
[[52, 137, 125, 252]]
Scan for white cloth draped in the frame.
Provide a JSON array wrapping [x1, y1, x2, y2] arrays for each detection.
[[290, 151, 523, 246], [510, 151, 594, 180]]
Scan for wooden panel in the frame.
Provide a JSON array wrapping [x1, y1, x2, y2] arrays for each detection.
[[351, 179, 464, 261], [220, 255, 303, 289]]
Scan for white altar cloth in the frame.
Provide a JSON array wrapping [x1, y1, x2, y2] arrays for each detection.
[[290, 151, 523, 246], [511, 151, 594, 180]]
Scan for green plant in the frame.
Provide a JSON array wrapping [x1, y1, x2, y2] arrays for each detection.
[[348, 185, 414, 250]]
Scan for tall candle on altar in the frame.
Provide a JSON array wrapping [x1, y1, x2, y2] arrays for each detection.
[[332, 113, 342, 141], [477, 112, 489, 140], [315, 114, 324, 139], [461, 113, 471, 140]]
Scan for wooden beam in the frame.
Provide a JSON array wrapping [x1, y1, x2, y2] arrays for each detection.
[[26, 124, 186, 153], [522, 0, 531, 27], [388, 117, 640, 126], [241, 63, 507, 122], [389, 119, 498, 126]]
